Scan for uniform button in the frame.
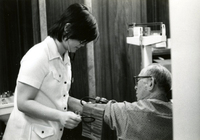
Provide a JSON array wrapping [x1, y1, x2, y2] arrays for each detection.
[[64, 107, 67, 110], [59, 75, 61, 77], [64, 81, 67, 84], [60, 128, 62, 131], [63, 94, 66, 97], [42, 131, 44, 133]]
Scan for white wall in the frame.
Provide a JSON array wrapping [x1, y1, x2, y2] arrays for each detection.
[[170, 0, 200, 139]]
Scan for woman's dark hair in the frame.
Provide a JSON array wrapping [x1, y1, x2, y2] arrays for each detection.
[[48, 3, 99, 43]]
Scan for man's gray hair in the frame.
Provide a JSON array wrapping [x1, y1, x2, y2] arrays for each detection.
[[144, 63, 172, 93]]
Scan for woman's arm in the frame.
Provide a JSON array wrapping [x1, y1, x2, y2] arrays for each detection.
[[17, 82, 81, 129], [68, 96, 86, 114]]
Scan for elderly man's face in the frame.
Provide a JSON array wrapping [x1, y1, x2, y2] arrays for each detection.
[[135, 70, 150, 100]]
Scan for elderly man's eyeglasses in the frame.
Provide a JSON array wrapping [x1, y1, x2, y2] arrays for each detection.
[[134, 76, 152, 86]]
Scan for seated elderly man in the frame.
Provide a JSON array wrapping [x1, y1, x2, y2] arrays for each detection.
[[104, 63, 172, 140]]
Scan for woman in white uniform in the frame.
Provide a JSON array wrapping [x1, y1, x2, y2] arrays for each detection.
[[3, 3, 99, 140]]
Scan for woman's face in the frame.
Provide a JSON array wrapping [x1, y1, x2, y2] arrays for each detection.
[[64, 39, 86, 53]]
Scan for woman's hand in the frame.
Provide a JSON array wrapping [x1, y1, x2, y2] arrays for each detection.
[[17, 82, 81, 127], [59, 111, 81, 129]]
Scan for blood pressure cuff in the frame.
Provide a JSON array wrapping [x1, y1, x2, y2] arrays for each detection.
[[81, 103, 106, 140]]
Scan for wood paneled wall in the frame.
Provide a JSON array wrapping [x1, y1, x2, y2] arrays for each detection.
[[92, 0, 146, 102], [0, 0, 34, 93], [147, 0, 170, 38]]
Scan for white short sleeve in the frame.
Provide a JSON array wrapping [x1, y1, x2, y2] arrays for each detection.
[[17, 43, 48, 89]]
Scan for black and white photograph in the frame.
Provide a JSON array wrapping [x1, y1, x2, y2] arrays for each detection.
[[0, 0, 199, 140]]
